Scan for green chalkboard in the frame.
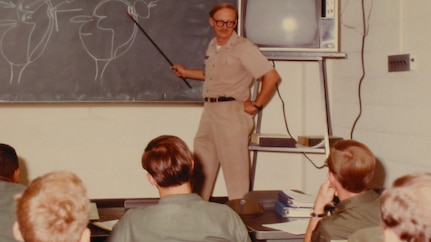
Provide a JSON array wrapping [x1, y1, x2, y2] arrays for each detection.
[[0, 0, 235, 102]]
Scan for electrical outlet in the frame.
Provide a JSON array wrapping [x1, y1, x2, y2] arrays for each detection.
[[388, 54, 413, 72], [325, 0, 335, 18]]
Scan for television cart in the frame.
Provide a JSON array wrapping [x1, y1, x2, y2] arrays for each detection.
[[249, 51, 347, 191]]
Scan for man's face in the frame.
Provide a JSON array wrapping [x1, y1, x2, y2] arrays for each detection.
[[209, 8, 237, 44]]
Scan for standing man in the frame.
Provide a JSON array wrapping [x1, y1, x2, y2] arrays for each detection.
[[0, 143, 26, 242], [172, 2, 280, 200]]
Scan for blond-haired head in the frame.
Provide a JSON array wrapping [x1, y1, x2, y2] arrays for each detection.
[[14, 171, 90, 242], [380, 172, 431, 242]]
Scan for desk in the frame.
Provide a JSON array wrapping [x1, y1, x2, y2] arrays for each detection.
[[89, 198, 159, 242], [89, 192, 303, 242], [242, 190, 304, 242]]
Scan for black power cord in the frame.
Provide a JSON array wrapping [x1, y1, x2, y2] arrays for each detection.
[[348, 0, 373, 139], [273, 69, 326, 169]]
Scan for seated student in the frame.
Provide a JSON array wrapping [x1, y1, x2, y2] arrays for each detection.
[[13, 171, 91, 242], [379, 172, 431, 242], [304, 140, 381, 242], [0, 143, 26, 242], [107, 135, 251, 242], [349, 172, 431, 242]]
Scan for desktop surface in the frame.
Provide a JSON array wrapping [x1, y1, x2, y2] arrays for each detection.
[[89, 191, 304, 242], [242, 190, 305, 241]]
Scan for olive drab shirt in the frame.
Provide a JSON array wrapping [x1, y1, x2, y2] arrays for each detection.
[[311, 190, 381, 242]]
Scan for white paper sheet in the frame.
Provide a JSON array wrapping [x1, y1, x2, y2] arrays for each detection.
[[92, 219, 119, 231], [263, 219, 309, 235], [89, 203, 99, 220]]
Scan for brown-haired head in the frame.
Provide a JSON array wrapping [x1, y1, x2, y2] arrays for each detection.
[[326, 140, 376, 193], [142, 135, 194, 188]]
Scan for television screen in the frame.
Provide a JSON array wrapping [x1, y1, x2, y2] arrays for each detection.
[[238, 0, 339, 53], [241, 0, 320, 48]]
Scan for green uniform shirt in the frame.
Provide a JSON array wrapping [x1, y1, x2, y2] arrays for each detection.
[[348, 226, 383, 242], [107, 193, 252, 242], [311, 190, 381, 242], [0, 180, 26, 242]]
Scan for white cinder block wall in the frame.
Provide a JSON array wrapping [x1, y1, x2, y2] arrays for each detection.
[[331, 0, 431, 187]]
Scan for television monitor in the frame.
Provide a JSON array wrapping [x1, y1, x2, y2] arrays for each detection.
[[238, 0, 339, 54]]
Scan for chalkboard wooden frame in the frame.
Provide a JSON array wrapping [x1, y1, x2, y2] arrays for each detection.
[[0, 0, 235, 102]]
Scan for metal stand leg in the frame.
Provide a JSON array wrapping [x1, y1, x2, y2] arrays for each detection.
[[250, 80, 262, 191], [249, 58, 334, 190], [320, 59, 333, 136], [250, 150, 258, 191]]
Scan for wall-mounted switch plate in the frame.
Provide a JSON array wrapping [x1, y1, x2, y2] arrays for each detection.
[[388, 54, 414, 72]]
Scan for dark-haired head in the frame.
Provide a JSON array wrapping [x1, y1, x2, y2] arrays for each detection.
[[142, 135, 194, 188], [0, 143, 19, 181]]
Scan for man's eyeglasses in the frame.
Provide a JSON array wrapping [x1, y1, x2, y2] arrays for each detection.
[[212, 18, 236, 28]]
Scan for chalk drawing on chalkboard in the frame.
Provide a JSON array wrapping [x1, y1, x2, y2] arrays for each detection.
[[70, 0, 159, 83], [0, 0, 237, 102], [0, 0, 80, 85]]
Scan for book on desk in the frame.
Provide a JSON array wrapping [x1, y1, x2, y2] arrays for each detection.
[[274, 201, 312, 218], [275, 190, 315, 218], [277, 189, 315, 207]]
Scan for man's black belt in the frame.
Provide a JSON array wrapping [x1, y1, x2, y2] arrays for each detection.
[[204, 97, 236, 102]]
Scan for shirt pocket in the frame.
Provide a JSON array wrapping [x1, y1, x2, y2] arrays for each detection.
[[220, 56, 242, 80], [223, 56, 239, 66]]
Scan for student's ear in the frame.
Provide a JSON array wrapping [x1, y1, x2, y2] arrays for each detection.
[[328, 171, 336, 185], [328, 172, 341, 194], [13, 168, 20, 183], [146, 173, 157, 186], [190, 160, 195, 171], [78, 228, 91, 242], [209, 17, 214, 27], [13, 222, 24, 242]]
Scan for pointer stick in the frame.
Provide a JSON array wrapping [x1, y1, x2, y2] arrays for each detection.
[[127, 12, 192, 89]]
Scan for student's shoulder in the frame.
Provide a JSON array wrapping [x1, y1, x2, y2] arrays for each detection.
[[200, 200, 237, 213], [348, 226, 383, 242], [121, 205, 155, 219], [0, 180, 26, 193]]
